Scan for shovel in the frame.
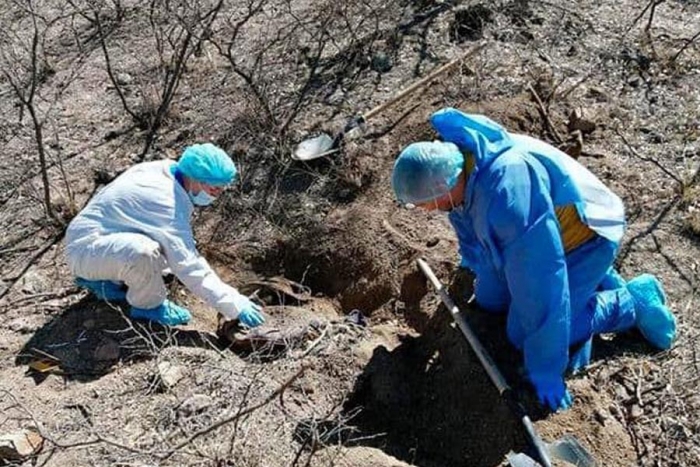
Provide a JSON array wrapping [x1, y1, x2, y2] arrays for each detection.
[[292, 42, 488, 161], [416, 258, 597, 467]]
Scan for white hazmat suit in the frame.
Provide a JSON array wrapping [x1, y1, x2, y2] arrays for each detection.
[[66, 160, 248, 320]]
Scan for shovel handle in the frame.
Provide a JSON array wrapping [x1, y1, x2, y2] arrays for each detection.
[[361, 42, 488, 122], [417, 258, 510, 393], [416, 258, 553, 467]]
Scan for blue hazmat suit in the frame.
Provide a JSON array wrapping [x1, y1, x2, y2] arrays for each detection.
[[430, 108, 638, 410]]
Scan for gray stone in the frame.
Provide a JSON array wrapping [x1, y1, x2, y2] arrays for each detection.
[[19, 270, 49, 294], [629, 404, 644, 420], [157, 361, 185, 389], [116, 73, 133, 85], [178, 394, 214, 417], [94, 338, 120, 361], [371, 52, 392, 73], [8, 317, 40, 334]]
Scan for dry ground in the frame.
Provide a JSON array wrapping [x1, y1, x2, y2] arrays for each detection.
[[1, 0, 699, 466]]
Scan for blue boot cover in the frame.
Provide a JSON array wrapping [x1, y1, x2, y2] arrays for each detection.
[[627, 274, 677, 350], [75, 277, 127, 301], [131, 300, 192, 326], [591, 287, 637, 334], [599, 267, 626, 291], [568, 337, 592, 374]]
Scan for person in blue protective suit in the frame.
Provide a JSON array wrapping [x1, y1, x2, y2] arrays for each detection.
[[65, 143, 265, 328], [392, 107, 677, 412]]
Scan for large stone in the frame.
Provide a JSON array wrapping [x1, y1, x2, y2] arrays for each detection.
[[0, 429, 43, 461]]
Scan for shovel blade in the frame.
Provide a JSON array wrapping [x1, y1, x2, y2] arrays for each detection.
[[507, 435, 596, 467], [292, 133, 336, 161], [547, 435, 596, 467], [507, 452, 540, 467]]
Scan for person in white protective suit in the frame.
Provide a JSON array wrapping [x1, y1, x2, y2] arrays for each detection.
[[65, 143, 265, 328]]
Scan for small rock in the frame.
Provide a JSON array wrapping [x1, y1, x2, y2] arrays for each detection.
[[83, 319, 96, 330], [567, 109, 597, 135], [157, 361, 185, 389], [19, 271, 48, 294], [609, 404, 621, 418], [593, 408, 609, 426], [178, 394, 214, 417], [93, 338, 120, 361], [8, 317, 39, 334], [559, 130, 584, 159], [326, 88, 346, 106], [0, 429, 43, 461], [629, 404, 644, 420], [116, 73, 133, 86], [614, 385, 629, 400], [585, 86, 610, 102], [370, 52, 392, 73]]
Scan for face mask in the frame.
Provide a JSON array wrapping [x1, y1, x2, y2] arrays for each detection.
[[189, 189, 216, 207]]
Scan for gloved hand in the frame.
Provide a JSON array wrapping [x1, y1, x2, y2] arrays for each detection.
[[235, 295, 265, 328], [530, 374, 573, 412]]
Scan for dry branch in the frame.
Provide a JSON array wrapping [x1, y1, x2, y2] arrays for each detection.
[[670, 29, 700, 63], [615, 128, 681, 184], [0, 231, 65, 302], [527, 83, 563, 144]]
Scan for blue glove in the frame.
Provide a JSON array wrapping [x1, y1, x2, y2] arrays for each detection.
[[531, 374, 573, 412], [236, 297, 265, 328], [459, 255, 470, 269]]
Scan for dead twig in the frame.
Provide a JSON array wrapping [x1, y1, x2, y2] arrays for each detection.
[[527, 83, 563, 144], [645, 0, 665, 34], [625, 0, 663, 35], [670, 29, 700, 63], [0, 230, 65, 302], [0, 389, 149, 454], [635, 365, 644, 407], [299, 324, 330, 358], [615, 128, 681, 184], [3, 287, 79, 308]]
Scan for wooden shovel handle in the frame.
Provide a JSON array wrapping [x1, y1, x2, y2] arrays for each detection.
[[362, 41, 488, 121]]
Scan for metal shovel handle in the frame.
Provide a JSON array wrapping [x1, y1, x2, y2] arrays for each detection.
[[416, 258, 553, 467], [417, 258, 509, 393]]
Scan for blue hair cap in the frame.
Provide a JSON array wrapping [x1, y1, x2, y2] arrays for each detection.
[[391, 141, 464, 205], [177, 143, 237, 186]]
